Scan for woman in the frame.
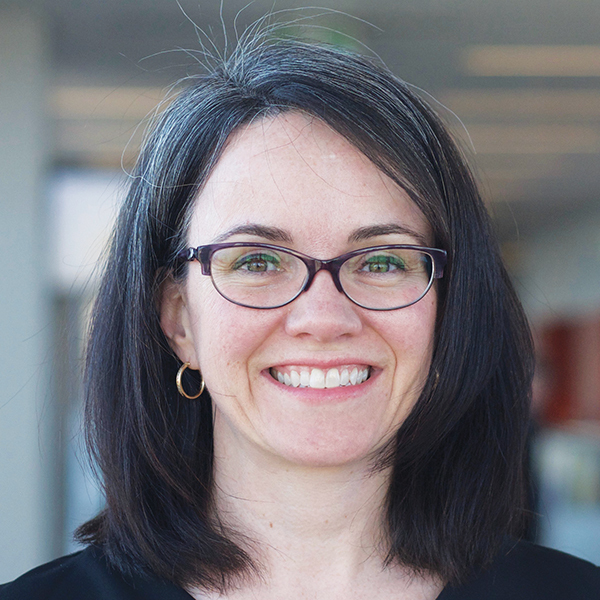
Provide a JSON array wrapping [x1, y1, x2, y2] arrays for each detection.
[[2, 35, 599, 600]]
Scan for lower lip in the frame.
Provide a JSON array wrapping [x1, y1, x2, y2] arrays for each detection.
[[261, 369, 378, 405]]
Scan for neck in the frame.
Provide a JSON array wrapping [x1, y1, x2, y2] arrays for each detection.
[[189, 414, 443, 600], [211, 414, 391, 580]]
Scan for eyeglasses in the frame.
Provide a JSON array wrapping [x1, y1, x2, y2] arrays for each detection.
[[178, 243, 447, 311]]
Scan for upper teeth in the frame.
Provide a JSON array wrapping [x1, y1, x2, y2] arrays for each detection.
[[271, 367, 370, 389]]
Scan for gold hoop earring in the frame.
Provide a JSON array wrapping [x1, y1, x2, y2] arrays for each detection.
[[176, 362, 205, 399]]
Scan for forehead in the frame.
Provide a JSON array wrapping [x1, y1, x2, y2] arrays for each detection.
[[190, 112, 431, 250]]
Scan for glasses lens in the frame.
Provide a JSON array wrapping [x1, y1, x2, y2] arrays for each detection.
[[210, 246, 307, 308], [340, 248, 434, 310]]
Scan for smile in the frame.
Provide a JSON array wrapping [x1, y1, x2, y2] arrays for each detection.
[[269, 366, 372, 389]]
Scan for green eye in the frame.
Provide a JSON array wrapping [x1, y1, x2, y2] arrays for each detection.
[[362, 255, 406, 273], [233, 253, 281, 273]]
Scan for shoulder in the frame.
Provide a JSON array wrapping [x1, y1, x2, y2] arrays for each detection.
[[440, 541, 600, 600], [0, 546, 192, 600]]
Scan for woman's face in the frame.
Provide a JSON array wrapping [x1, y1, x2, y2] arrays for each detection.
[[162, 113, 437, 467]]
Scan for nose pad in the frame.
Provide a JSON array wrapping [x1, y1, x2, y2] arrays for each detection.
[[301, 261, 345, 296], [285, 270, 362, 340], [300, 269, 344, 300]]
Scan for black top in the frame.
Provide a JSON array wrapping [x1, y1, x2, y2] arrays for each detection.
[[1, 541, 599, 599]]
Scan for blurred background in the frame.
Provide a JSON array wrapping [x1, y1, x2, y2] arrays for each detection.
[[1, 0, 600, 582]]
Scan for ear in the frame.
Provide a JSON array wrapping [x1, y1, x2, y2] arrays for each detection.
[[159, 276, 200, 369]]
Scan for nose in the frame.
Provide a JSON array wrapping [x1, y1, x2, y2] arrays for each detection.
[[284, 270, 363, 342]]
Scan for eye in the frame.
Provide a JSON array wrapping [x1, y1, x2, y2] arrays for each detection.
[[233, 252, 282, 273], [360, 254, 407, 273]]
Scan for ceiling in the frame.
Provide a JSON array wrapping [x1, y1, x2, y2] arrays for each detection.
[[34, 0, 600, 238]]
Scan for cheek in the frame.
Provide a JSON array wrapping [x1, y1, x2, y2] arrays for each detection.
[[188, 284, 280, 384], [374, 294, 437, 398], [384, 294, 436, 358]]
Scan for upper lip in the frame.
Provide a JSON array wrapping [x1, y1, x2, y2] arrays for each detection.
[[265, 358, 379, 370]]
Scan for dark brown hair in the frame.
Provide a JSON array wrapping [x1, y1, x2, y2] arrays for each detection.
[[77, 34, 534, 591]]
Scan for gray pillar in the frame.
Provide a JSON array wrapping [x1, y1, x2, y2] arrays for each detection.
[[0, 8, 54, 581]]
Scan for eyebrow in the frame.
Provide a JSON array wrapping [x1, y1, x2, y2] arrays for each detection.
[[348, 224, 429, 247], [213, 222, 428, 246], [213, 224, 293, 243]]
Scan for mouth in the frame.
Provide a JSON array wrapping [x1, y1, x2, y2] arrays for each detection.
[[269, 365, 372, 389]]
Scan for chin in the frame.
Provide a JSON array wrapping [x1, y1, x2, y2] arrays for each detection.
[[258, 422, 394, 469]]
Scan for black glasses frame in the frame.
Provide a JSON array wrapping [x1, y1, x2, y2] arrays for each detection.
[[178, 242, 447, 311]]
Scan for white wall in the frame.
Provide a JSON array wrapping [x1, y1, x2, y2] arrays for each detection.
[[515, 205, 600, 323], [0, 8, 55, 583]]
